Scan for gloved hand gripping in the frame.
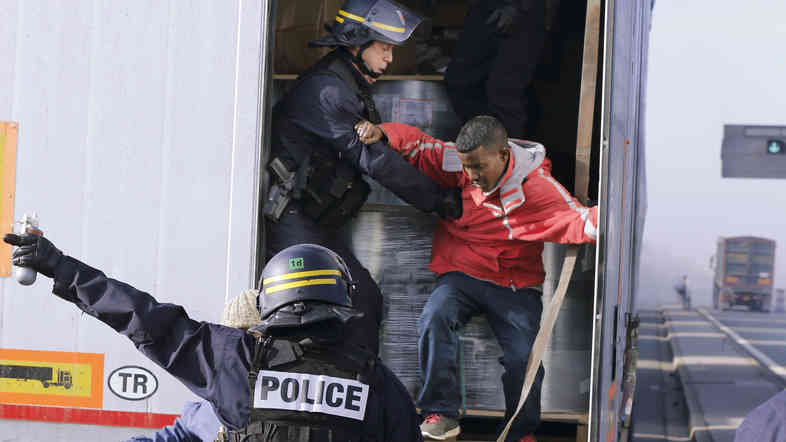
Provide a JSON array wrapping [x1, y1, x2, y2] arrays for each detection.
[[3, 233, 63, 278], [436, 187, 463, 221]]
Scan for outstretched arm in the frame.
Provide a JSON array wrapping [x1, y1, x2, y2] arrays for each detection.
[[373, 122, 464, 189], [283, 76, 459, 218], [509, 169, 598, 244], [4, 233, 254, 430]]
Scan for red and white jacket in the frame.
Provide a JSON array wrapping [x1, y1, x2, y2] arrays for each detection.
[[380, 122, 598, 290]]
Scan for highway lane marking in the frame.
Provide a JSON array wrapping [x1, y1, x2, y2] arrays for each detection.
[[712, 316, 786, 325], [731, 327, 786, 335], [661, 310, 700, 317], [698, 308, 786, 384], [632, 432, 690, 441], [637, 355, 757, 372], [746, 339, 786, 347], [639, 321, 714, 329], [636, 359, 676, 372], [674, 355, 757, 366], [638, 332, 725, 341], [689, 418, 745, 440]]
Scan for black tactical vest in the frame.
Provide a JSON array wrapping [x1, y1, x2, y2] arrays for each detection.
[[295, 49, 380, 124], [271, 50, 377, 230], [221, 338, 377, 442]]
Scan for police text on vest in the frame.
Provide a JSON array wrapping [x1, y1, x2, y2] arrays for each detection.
[[254, 370, 369, 420]]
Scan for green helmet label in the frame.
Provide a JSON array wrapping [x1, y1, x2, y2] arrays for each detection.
[[289, 257, 305, 270]]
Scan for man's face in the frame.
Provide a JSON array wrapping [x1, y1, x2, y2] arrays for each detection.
[[360, 41, 394, 75], [457, 144, 510, 193]]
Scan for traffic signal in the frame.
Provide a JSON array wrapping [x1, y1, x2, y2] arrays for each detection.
[[767, 139, 784, 154], [722, 125, 786, 178]]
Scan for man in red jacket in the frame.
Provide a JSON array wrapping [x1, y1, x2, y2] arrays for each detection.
[[356, 115, 597, 442]]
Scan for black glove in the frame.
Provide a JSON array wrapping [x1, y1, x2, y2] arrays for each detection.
[[435, 187, 463, 220], [486, 0, 539, 35], [486, 3, 521, 34], [3, 233, 63, 278]]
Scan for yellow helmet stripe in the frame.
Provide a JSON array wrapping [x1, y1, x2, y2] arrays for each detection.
[[265, 278, 337, 294], [263, 269, 342, 286], [371, 21, 405, 33], [338, 9, 366, 23], [335, 15, 345, 23]]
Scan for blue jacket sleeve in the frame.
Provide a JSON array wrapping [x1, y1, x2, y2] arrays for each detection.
[[126, 400, 222, 442], [285, 74, 447, 214], [51, 256, 255, 431], [735, 390, 786, 442]]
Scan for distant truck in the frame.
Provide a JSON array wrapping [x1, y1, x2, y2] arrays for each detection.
[[0, 364, 73, 389], [713, 236, 776, 312]]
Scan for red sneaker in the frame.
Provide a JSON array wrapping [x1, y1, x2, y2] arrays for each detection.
[[420, 413, 461, 440]]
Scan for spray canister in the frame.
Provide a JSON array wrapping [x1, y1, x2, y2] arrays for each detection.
[[12, 213, 42, 285]]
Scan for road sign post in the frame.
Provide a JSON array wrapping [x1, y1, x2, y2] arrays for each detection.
[[722, 125, 786, 179]]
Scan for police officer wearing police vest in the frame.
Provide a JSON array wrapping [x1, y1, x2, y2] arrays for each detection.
[[127, 291, 259, 442], [266, 0, 463, 357], [4, 233, 424, 442]]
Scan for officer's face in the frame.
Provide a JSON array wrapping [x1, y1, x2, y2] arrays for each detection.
[[361, 41, 394, 75], [457, 145, 511, 193]]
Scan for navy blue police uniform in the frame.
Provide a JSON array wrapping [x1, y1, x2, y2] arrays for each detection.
[[3, 234, 424, 442], [265, 0, 462, 356]]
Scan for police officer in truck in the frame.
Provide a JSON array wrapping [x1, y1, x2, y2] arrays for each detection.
[[4, 233, 424, 442], [265, 0, 461, 353], [266, 0, 463, 357]]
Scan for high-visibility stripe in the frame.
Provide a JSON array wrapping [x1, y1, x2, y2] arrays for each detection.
[[266, 278, 337, 294], [504, 198, 522, 210], [501, 188, 519, 199], [335, 16, 345, 23], [539, 168, 598, 240], [339, 9, 366, 22], [263, 269, 341, 285], [502, 216, 514, 240], [371, 21, 405, 33], [483, 202, 503, 213]]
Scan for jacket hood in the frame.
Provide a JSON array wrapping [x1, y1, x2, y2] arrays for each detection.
[[508, 139, 546, 181]]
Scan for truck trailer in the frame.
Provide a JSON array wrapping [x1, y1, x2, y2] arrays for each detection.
[[713, 236, 776, 312], [0, 0, 651, 440]]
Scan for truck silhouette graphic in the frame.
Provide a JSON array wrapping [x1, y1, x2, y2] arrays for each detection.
[[0, 364, 73, 389]]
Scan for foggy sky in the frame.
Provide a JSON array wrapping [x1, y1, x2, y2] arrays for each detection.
[[639, 1, 786, 308]]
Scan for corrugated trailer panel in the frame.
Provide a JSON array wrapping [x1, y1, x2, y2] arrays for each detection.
[[591, 0, 651, 440], [0, 1, 265, 440]]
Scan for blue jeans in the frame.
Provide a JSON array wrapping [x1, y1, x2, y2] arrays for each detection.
[[417, 272, 545, 441]]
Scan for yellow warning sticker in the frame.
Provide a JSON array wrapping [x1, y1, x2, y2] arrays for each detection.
[[0, 122, 19, 277], [0, 348, 103, 408]]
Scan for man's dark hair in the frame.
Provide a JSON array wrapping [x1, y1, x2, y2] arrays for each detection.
[[456, 115, 509, 153]]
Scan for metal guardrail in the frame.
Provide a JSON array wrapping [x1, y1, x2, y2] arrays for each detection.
[[696, 307, 786, 387]]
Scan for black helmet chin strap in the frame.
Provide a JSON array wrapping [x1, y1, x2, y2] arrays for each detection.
[[353, 41, 382, 78]]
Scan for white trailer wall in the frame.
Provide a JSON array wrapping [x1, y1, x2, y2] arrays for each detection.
[[0, 1, 265, 440]]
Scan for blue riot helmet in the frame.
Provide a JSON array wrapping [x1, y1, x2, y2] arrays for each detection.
[[309, 0, 423, 77], [251, 244, 362, 336]]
